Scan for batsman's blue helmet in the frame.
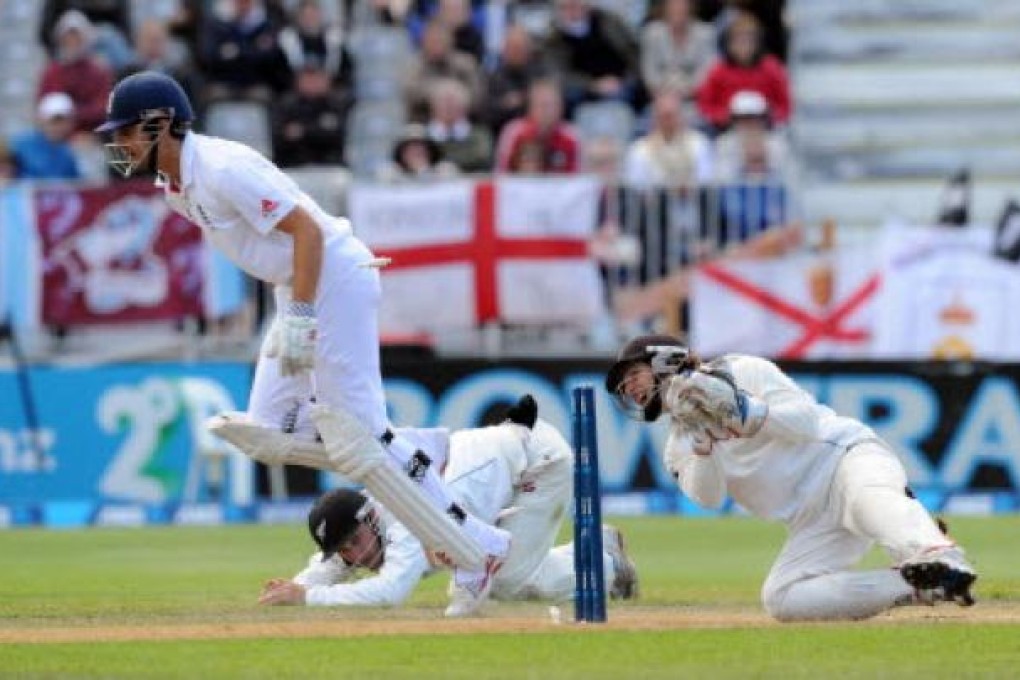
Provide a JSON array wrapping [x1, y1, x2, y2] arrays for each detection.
[[95, 71, 193, 133]]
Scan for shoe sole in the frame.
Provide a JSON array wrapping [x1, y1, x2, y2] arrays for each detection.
[[900, 561, 977, 607]]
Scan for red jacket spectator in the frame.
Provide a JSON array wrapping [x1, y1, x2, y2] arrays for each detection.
[[38, 59, 113, 134], [495, 80, 579, 174], [696, 11, 791, 130], [37, 10, 114, 134]]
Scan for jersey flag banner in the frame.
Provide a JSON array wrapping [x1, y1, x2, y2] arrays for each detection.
[[350, 177, 603, 334], [691, 247, 878, 359]]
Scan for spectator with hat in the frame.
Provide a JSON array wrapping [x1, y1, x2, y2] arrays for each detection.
[[9, 93, 82, 180], [378, 124, 459, 181], [712, 89, 792, 183]]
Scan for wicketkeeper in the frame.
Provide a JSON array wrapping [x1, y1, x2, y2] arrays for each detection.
[[605, 334, 977, 621], [258, 396, 638, 616]]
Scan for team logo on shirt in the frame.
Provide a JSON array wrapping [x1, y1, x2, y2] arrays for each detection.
[[261, 199, 280, 218]]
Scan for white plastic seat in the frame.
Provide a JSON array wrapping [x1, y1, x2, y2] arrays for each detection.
[[204, 100, 273, 158]]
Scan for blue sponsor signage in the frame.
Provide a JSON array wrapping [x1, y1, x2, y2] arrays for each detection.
[[0, 363, 251, 505]]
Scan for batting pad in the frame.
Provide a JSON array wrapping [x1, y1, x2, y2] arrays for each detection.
[[311, 405, 487, 572], [207, 412, 333, 470]]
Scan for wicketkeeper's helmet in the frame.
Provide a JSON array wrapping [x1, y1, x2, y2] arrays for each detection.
[[307, 488, 371, 562], [605, 334, 691, 421]]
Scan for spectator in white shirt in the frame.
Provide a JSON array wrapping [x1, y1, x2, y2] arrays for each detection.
[[623, 88, 712, 190]]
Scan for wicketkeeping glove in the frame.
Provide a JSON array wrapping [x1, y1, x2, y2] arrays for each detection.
[[667, 366, 767, 438]]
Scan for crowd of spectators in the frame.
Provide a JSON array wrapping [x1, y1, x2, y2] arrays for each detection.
[[2, 0, 792, 187]]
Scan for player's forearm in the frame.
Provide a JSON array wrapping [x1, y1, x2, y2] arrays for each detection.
[[275, 207, 323, 304], [290, 218, 322, 304], [664, 430, 726, 509], [676, 452, 726, 509], [304, 573, 421, 607]]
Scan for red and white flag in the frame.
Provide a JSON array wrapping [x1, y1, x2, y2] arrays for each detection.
[[691, 247, 878, 359], [349, 177, 603, 334]]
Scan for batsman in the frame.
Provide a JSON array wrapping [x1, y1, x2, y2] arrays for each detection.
[[606, 334, 978, 621], [96, 71, 510, 605]]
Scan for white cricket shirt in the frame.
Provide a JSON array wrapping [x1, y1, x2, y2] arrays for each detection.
[[666, 355, 880, 523], [159, 132, 352, 285], [294, 504, 431, 607]]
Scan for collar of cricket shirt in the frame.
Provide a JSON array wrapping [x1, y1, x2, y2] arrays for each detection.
[[177, 130, 197, 189]]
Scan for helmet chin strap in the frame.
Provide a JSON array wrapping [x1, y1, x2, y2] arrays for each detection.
[[141, 118, 170, 177], [105, 118, 170, 178]]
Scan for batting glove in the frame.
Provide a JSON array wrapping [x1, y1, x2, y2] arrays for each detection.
[[278, 301, 318, 377]]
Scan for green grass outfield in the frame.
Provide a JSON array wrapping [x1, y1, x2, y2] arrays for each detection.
[[1, 515, 1019, 678]]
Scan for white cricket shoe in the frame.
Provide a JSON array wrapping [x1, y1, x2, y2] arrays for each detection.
[[900, 545, 977, 606], [603, 525, 639, 600], [207, 412, 331, 470], [444, 523, 511, 618], [444, 554, 505, 618]]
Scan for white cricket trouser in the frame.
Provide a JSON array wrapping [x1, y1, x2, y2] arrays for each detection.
[[249, 234, 389, 437], [444, 420, 616, 601], [762, 442, 952, 621], [248, 235, 498, 557]]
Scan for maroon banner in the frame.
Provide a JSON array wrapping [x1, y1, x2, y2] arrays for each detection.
[[35, 181, 203, 325]]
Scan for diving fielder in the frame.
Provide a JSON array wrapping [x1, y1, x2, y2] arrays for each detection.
[[96, 72, 509, 599], [259, 401, 638, 616], [605, 334, 977, 621]]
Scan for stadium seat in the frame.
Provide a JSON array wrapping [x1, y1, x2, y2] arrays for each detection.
[[346, 102, 405, 142], [204, 100, 273, 159], [345, 138, 395, 178], [349, 27, 412, 67], [287, 166, 352, 217], [591, 0, 648, 28], [573, 101, 636, 146]]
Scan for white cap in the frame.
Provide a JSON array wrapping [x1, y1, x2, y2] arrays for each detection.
[[39, 92, 75, 120], [54, 9, 92, 39], [729, 90, 768, 118]]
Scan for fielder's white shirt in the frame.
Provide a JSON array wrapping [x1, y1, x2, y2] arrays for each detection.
[[288, 421, 566, 606], [159, 131, 352, 285], [293, 504, 431, 607], [665, 355, 879, 523]]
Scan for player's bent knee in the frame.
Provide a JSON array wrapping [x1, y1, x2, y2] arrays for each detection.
[[761, 583, 800, 623]]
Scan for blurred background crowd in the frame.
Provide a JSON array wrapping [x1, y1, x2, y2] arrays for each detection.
[[0, 0, 792, 190], [5, 1, 1017, 360], [0, 0, 801, 355]]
